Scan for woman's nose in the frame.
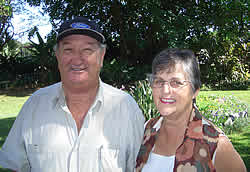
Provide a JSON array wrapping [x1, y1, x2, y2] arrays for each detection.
[[162, 82, 171, 93]]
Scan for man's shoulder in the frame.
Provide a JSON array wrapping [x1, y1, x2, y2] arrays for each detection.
[[31, 82, 61, 98], [101, 82, 140, 106], [102, 82, 130, 97]]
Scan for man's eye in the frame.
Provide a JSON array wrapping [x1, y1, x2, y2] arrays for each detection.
[[64, 48, 72, 52], [82, 49, 94, 55]]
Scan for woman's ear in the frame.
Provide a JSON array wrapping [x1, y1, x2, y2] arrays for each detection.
[[192, 88, 200, 99]]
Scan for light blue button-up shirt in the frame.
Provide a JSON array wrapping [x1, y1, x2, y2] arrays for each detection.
[[0, 80, 145, 172]]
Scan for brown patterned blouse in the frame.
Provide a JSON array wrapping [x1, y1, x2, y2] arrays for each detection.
[[135, 107, 224, 172]]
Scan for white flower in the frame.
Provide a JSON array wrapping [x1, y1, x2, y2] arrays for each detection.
[[177, 162, 197, 172]]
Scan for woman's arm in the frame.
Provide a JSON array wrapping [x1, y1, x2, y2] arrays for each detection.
[[214, 136, 247, 172]]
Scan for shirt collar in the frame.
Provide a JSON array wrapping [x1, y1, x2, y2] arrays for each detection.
[[90, 78, 104, 113], [53, 79, 104, 113]]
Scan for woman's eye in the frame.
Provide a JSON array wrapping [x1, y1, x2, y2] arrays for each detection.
[[171, 80, 183, 86], [155, 80, 164, 85], [176, 81, 183, 85]]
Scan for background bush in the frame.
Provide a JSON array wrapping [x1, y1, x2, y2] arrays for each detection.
[[101, 58, 151, 88]]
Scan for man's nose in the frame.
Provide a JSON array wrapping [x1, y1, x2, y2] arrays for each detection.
[[73, 49, 86, 59]]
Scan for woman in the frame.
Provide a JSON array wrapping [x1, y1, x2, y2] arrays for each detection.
[[135, 49, 246, 172]]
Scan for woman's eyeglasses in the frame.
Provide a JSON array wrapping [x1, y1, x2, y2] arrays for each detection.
[[150, 77, 191, 89]]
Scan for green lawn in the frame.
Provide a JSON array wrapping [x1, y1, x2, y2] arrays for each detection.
[[228, 125, 250, 170], [0, 89, 249, 171], [199, 90, 250, 106], [0, 89, 35, 115]]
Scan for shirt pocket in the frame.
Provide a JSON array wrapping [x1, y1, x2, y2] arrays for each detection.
[[27, 144, 66, 172], [101, 144, 123, 172]]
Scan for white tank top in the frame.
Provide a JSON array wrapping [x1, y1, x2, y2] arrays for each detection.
[[142, 152, 175, 172]]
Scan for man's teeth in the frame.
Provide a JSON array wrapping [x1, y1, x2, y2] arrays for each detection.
[[72, 68, 82, 71], [71, 66, 86, 71]]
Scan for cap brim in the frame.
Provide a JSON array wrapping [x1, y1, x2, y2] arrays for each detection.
[[57, 28, 105, 44]]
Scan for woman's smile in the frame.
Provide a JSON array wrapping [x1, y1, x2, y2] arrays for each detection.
[[160, 98, 176, 104]]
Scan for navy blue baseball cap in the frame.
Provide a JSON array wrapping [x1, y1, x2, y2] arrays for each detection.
[[56, 17, 106, 44]]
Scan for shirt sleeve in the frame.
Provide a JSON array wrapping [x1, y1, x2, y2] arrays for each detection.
[[125, 101, 145, 172], [0, 98, 31, 172]]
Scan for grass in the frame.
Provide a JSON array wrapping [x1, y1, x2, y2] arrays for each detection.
[[0, 89, 35, 115], [0, 89, 35, 171], [199, 90, 250, 108], [228, 125, 250, 170], [0, 89, 249, 171]]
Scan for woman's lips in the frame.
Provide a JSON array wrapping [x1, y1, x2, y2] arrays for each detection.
[[160, 98, 176, 104]]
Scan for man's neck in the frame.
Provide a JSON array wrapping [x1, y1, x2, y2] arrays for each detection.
[[63, 82, 99, 104], [62, 81, 100, 133]]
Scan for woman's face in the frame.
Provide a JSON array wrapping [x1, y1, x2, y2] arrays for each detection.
[[152, 63, 199, 119]]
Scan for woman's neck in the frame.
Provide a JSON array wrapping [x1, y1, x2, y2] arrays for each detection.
[[154, 108, 193, 156], [162, 107, 193, 130]]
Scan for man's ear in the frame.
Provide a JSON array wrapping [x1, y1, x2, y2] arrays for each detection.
[[99, 48, 106, 67]]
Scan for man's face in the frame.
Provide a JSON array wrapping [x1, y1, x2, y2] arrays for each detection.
[[56, 35, 105, 89]]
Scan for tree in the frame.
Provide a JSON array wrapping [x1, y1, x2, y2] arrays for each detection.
[[26, 0, 248, 63], [25, 0, 249, 88], [0, 0, 14, 51], [0, 0, 15, 80], [27, 26, 59, 84]]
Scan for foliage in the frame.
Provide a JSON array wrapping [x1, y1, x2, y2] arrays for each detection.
[[0, 0, 14, 51], [25, 0, 249, 65], [101, 58, 151, 88], [223, 117, 249, 135], [27, 27, 59, 85], [0, 39, 22, 81], [197, 42, 249, 90], [0, 0, 12, 16], [128, 80, 158, 120], [1, 27, 59, 88]]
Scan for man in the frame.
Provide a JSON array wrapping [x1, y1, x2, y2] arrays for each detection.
[[0, 17, 145, 172]]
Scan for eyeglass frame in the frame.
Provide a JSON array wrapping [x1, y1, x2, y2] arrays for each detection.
[[148, 74, 191, 89]]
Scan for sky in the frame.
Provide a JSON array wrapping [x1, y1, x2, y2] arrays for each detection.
[[11, 1, 52, 43]]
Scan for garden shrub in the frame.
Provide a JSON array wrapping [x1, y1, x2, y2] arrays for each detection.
[[101, 58, 151, 88], [128, 80, 158, 120], [200, 55, 249, 90]]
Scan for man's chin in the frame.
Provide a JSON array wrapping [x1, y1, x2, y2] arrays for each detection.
[[63, 79, 85, 87]]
